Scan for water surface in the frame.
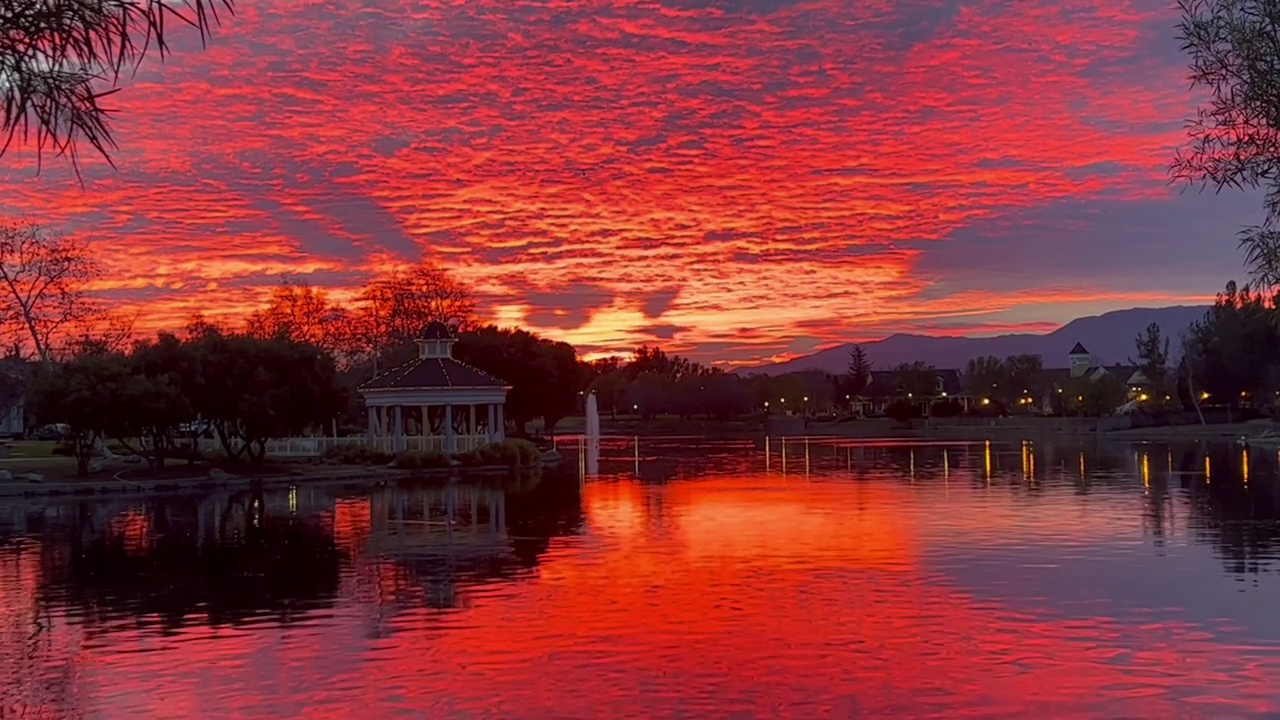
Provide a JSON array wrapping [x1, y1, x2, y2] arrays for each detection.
[[2, 437, 1278, 718]]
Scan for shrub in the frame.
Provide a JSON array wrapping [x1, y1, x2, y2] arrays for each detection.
[[323, 444, 393, 466], [885, 400, 923, 423], [453, 448, 486, 467], [930, 399, 965, 418], [508, 438, 540, 466], [392, 450, 452, 470]]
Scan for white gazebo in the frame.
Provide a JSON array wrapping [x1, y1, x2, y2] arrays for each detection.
[[359, 322, 510, 454]]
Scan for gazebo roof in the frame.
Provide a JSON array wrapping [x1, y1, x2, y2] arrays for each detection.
[[360, 357, 507, 392], [1069, 342, 1089, 355]]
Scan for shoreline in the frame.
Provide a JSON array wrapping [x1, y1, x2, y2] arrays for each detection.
[[0, 460, 555, 499]]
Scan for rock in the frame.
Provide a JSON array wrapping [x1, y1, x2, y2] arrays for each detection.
[[15, 472, 42, 483], [124, 455, 144, 464], [88, 460, 105, 473], [0, 469, 12, 482], [208, 468, 230, 482]]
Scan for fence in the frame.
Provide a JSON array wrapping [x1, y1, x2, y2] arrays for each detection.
[[199, 434, 494, 459]]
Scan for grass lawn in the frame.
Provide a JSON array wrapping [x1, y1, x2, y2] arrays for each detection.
[[0, 440, 127, 483], [8, 440, 62, 458]]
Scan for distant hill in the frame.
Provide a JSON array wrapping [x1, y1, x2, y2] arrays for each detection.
[[742, 306, 1208, 376]]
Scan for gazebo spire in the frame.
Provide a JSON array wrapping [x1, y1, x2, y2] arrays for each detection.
[[417, 321, 456, 359]]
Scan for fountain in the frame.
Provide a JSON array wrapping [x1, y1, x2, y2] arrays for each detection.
[[585, 391, 600, 476]]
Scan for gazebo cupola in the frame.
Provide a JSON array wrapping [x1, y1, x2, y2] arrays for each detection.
[[358, 322, 511, 454], [417, 322, 456, 359]]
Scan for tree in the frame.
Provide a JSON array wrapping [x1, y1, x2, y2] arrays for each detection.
[[244, 280, 351, 358], [1173, 0, 1280, 288], [453, 326, 579, 434], [845, 344, 872, 397], [625, 372, 675, 420], [964, 356, 1007, 404], [1134, 322, 1171, 393], [587, 369, 629, 420], [1183, 281, 1280, 418], [1064, 373, 1129, 417], [0, 220, 99, 362], [28, 351, 128, 475], [1005, 354, 1044, 402], [894, 361, 938, 398], [351, 261, 475, 367], [1, 0, 232, 168], [0, 354, 25, 429], [186, 332, 347, 463], [121, 333, 197, 471], [700, 374, 751, 420]]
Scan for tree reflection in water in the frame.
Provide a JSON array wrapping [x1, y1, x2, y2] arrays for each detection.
[[0, 469, 584, 632]]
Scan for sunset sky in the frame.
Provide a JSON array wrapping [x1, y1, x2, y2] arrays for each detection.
[[0, 0, 1259, 365]]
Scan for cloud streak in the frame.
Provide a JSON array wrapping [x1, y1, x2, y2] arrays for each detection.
[[0, 0, 1248, 363]]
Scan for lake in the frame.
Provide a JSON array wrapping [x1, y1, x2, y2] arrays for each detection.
[[1, 437, 1278, 718]]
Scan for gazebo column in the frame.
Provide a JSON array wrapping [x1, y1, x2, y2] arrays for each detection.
[[487, 404, 496, 444], [444, 404, 456, 454], [394, 405, 404, 453], [421, 405, 430, 452], [496, 404, 505, 442], [367, 405, 377, 444], [469, 405, 477, 449]]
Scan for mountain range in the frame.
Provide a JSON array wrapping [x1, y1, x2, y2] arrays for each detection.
[[743, 306, 1208, 376]]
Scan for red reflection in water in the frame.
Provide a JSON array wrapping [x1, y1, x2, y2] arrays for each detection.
[[0, 471, 1277, 718]]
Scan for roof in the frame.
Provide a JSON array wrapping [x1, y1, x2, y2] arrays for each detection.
[[420, 321, 454, 340], [360, 357, 507, 392], [1069, 342, 1089, 355], [860, 369, 963, 398]]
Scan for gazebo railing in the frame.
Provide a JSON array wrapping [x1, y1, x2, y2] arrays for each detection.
[[199, 434, 495, 459]]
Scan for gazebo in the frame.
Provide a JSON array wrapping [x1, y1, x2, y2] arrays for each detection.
[[359, 322, 510, 454]]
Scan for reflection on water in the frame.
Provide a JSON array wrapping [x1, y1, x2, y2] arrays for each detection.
[[2, 438, 1279, 718]]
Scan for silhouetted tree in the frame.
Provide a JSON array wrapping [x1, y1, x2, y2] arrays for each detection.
[[0, 220, 99, 362], [350, 262, 476, 370], [185, 331, 347, 463], [454, 326, 578, 433], [1174, 0, 1280, 287], [244, 280, 351, 359], [1183, 281, 1280, 417], [845, 344, 872, 397], [1134, 322, 1171, 397], [894, 361, 938, 398]]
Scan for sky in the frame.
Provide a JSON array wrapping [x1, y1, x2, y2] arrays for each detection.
[[0, 0, 1262, 365]]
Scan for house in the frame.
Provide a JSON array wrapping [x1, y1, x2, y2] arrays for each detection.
[[851, 369, 968, 416], [1039, 342, 1153, 409]]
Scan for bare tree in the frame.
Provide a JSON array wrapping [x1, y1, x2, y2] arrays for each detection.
[[0, 219, 99, 362], [1, 0, 233, 169], [244, 279, 350, 355], [1173, 0, 1280, 288], [352, 261, 476, 367], [1180, 331, 1208, 426], [57, 307, 135, 358]]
